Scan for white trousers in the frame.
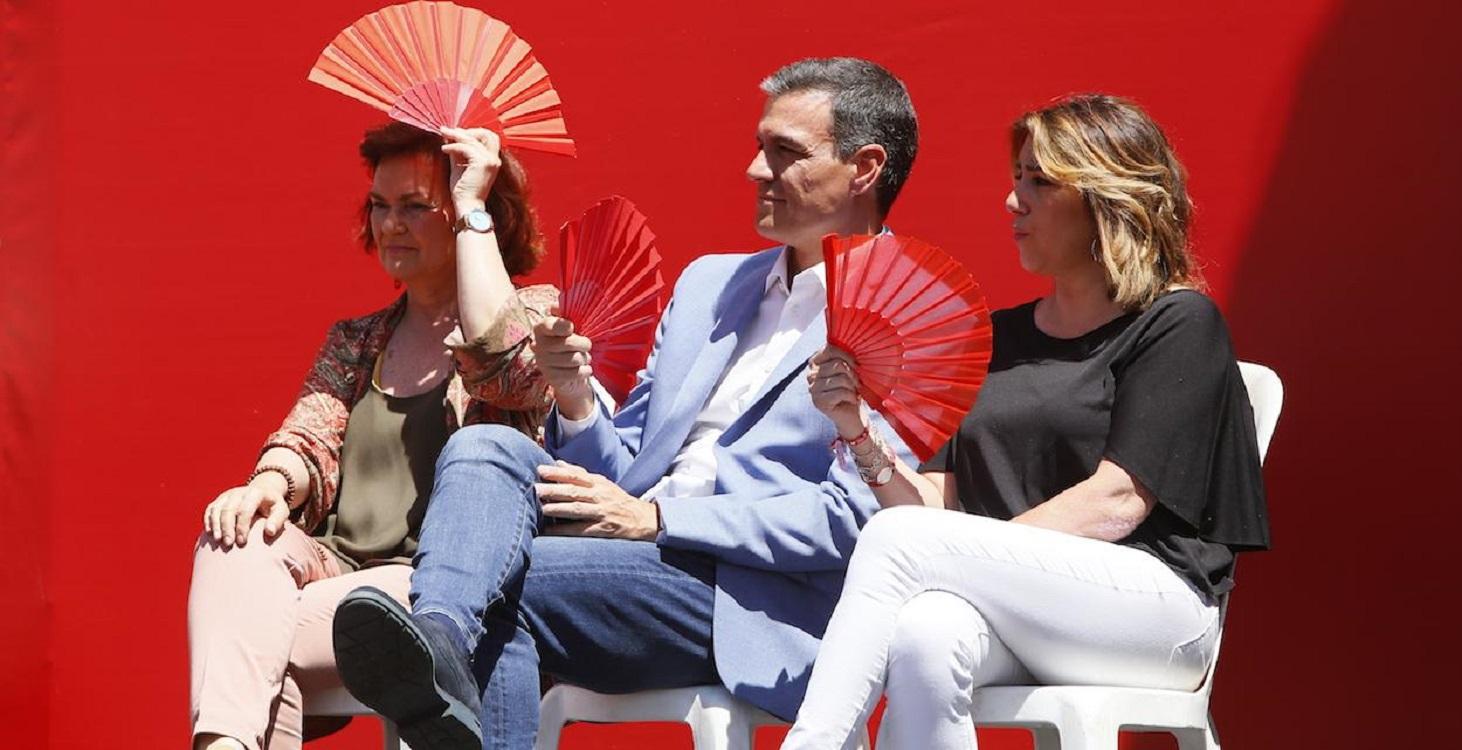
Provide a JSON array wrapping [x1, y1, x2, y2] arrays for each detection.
[[783, 506, 1220, 750]]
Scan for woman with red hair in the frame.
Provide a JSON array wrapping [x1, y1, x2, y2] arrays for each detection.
[[187, 122, 556, 750]]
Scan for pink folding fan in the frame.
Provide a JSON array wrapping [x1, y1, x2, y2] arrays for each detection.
[[823, 233, 994, 461], [308, 1, 575, 156], [558, 196, 666, 404]]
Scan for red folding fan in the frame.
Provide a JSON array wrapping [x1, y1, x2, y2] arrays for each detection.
[[308, 1, 576, 156], [823, 233, 994, 461], [558, 196, 666, 404]]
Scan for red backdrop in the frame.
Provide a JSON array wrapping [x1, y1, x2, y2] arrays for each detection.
[[4, 0, 1460, 747]]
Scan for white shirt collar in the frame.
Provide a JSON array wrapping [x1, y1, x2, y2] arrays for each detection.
[[766, 228, 890, 295], [765, 245, 828, 296]]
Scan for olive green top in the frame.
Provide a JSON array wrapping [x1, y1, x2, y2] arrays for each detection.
[[313, 362, 451, 570]]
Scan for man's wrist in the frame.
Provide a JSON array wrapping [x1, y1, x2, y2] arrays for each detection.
[[556, 391, 597, 421], [646, 497, 664, 541]]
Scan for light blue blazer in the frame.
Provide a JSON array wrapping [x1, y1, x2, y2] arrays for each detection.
[[545, 247, 915, 720]]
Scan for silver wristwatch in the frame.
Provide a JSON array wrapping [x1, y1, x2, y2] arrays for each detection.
[[852, 431, 896, 487], [858, 460, 894, 486], [454, 207, 495, 234]]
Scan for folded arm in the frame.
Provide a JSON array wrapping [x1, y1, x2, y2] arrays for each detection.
[[1009, 459, 1156, 541]]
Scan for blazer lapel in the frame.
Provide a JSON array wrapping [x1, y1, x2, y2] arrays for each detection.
[[619, 252, 774, 493]]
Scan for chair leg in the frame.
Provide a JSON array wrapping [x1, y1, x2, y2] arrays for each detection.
[[1050, 716, 1119, 750], [1029, 725, 1062, 750], [688, 702, 739, 750], [724, 712, 757, 750], [1173, 725, 1220, 750]]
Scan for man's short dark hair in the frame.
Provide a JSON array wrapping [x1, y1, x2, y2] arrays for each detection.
[[760, 57, 918, 217]]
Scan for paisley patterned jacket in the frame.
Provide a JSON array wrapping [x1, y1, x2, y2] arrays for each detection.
[[262, 284, 558, 533]]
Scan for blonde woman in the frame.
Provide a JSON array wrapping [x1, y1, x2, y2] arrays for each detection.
[[784, 95, 1269, 750]]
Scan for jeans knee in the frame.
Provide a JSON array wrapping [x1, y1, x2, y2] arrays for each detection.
[[438, 424, 545, 474], [440, 423, 529, 460]]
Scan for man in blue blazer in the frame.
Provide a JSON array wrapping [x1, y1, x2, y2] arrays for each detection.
[[334, 57, 920, 750]]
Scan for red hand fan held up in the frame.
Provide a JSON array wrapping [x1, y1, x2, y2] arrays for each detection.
[[822, 233, 994, 462], [558, 197, 667, 405], [308, 1, 576, 156]]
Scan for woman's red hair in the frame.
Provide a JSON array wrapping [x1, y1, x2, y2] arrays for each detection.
[[357, 122, 544, 277]]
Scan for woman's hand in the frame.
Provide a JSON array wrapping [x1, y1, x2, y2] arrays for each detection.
[[807, 346, 867, 439], [202, 475, 290, 548], [441, 126, 502, 213]]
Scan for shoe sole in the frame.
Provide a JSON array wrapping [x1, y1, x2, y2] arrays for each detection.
[[333, 588, 481, 750]]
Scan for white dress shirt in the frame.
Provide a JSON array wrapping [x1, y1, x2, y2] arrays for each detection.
[[558, 246, 827, 499]]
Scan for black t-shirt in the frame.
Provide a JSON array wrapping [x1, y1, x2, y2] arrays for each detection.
[[921, 290, 1270, 599]]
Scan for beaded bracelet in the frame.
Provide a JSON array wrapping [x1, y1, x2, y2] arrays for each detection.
[[248, 465, 297, 504]]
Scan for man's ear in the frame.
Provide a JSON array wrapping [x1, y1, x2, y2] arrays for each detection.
[[848, 143, 888, 198]]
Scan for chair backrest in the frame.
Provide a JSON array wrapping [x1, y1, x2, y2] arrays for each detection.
[[1194, 361, 1283, 697], [1237, 362, 1283, 463]]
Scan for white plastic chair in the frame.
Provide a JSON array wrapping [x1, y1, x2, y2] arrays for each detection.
[[962, 361, 1283, 750], [1237, 362, 1283, 459], [302, 685, 409, 750], [535, 683, 871, 750]]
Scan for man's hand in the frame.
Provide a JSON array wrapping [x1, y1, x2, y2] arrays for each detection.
[[536, 461, 659, 540], [531, 306, 597, 420]]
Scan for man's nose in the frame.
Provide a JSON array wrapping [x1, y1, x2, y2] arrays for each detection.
[[746, 150, 772, 183]]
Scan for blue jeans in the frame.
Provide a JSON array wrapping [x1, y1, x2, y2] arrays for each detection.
[[410, 424, 719, 750]]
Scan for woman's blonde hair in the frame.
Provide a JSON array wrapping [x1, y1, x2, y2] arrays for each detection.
[[1013, 94, 1203, 310]]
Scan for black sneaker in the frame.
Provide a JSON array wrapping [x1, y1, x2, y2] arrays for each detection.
[[333, 587, 482, 750]]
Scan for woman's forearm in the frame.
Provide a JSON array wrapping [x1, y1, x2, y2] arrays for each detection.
[[453, 204, 519, 342], [869, 461, 950, 510], [810, 350, 958, 512], [1010, 459, 1154, 541], [254, 447, 312, 508], [831, 414, 951, 511]]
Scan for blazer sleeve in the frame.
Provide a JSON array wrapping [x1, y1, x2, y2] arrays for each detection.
[[654, 410, 916, 573], [545, 256, 700, 479]]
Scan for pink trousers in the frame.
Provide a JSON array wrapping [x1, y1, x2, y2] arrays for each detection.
[[188, 522, 411, 750]]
